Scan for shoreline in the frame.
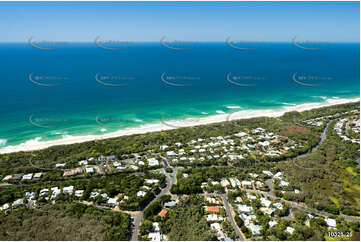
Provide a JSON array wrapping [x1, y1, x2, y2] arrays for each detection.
[[0, 97, 359, 155]]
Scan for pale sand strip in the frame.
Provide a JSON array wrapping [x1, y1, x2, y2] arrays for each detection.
[[0, 97, 359, 154]]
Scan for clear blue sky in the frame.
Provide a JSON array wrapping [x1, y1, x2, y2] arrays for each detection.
[[0, 1, 359, 42]]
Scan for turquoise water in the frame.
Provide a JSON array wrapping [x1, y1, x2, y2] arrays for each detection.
[[0, 42, 359, 148]]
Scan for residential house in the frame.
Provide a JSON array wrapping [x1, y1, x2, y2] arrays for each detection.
[[22, 173, 33, 180], [207, 206, 220, 213], [55, 163, 66, 168], [237, 204, 253, 213], [39, 188, 49, 196], [148, 232, 161, 241], [75, 190, 84, 197], [260, 197, 272, 208], [137, 191, 146, 197], [269, 220, 278, 228], [241, 181, 253, 187], [158, 209, 168, 218], [273, 202, 283, 210], [85, 167, 94, 174], [33, 172, 43, 179], [326, 218, 336, 228], [147, 158, 159, 166], [63, 186, 74, 195], [285, 226, 295, 234], [247, 223, 262, 237], [12, 198, 24, 208]]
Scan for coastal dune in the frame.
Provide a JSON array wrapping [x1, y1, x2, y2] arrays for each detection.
[[0, 97, 359, 154]]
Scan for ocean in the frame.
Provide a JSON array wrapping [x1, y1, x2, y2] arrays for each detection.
[[0, 42, 359, 150]]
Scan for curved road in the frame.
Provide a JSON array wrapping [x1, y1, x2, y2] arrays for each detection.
[[131, 166, 176, 241], [243, 188, 359, 222], [292, 120, 332, 170], [220, 194, 246, 241]]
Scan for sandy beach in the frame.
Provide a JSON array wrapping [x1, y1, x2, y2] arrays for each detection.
[[0, 97, 359, 154]]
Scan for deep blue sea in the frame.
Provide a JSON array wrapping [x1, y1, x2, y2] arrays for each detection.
[[0, 42, 359, 149]]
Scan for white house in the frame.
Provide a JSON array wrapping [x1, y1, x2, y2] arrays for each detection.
[[221, 179, 230, 187], [235, 132, 248, 137], [55, 163, 66, 168], [63, 186, 74, 195], [25, 191, 35, 200], [228, 178, 236, 188], [137, 191, 146, 197], [12, 198, 24, 208], [285, 227, 295, 234], [242, 181, 253, 187], [130, 165, 139, 170], [0, 203, 9, 211], [148, 232, 161, 241], [107, 198, 118, 206], [207, 214, 222, 221], [75, 190, 84, 197], [90, 192, 99, 198], [269, 220, 278, 228], [237, 204, 253, 213], [273, 202, 283, 210], [260, 198, 272, 208], [142, 186, 151, 191], [50, 187, 61, 200], [39, 188, 49, 196], [85, 167, 94, 174], [145, 179, 159, 184], [166, 151, 177, 157], [247, 223, 262, 237], [259, 141, 270, 147], [249, 173, 258, 178], [79, 160, 88, 165], [247, 194, 257, 200], [279, 180, 289, 187], [22, 173, 33, 180], [326, 218, 336, 228], [273, 172, 283, 179], [147, 158, 159, 166], [152, 222, 160, 232], [210, 222, 221, 232]]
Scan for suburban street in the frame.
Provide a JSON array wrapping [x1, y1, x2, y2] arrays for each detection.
[[131, 164, 177, 241], [292, 120, 332, 170], [220, 193, 246, 241], [242, 188, 359, 222]]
